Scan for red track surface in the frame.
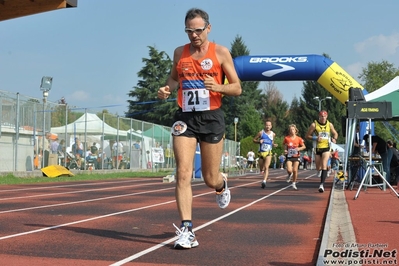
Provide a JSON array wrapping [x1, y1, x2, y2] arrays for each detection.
[[0, 169, 397, 265], [344, 184, 399, 266]]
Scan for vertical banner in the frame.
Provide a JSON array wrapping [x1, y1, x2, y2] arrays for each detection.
[[151, 147, 164, 164]]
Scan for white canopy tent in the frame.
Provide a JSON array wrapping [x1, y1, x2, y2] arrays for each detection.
[[51, 113, 128, 137], [51, 113, 160, 169], [50, 113, 128, 162], [364, 76, 399, 117], [330, 142, 345, 153]]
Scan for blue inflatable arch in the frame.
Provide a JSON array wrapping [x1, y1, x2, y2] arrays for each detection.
[[233, 54, 363, 104]]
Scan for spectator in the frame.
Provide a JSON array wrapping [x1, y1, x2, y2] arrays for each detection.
[[363, 134, 389, 182], [352, 125, 361, 156], [279, 153, 285, 170], [387, 140, 398, 185], [57, 139, 66, 166], [246, 149, 255, 172], [90, 142, 98, 155], [331, 149, 340, 176], [72, 138, 84, 158], [133, 141, 141, 150], [112, 140, 123, 168], [302, 151, 310, 170], [273, 153, 277, 169], [50, 138, 59, 154]]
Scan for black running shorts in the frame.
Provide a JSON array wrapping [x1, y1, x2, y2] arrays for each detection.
[[286, 157, 300, 162], [171, 108, 225, 143], [315, 147, 330, 156]]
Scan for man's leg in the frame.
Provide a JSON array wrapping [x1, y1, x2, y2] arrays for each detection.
[[200, 140, 224, 190], [173, 136, 197, 222], [319, 151, 330, 192], [171, 136, 200, 249], [259, 158, 264, 173], [261, 155, 272, 188], [200, 140, 230, 209]]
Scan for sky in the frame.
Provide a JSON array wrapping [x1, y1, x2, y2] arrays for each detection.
[[1, 0, 399, 116]]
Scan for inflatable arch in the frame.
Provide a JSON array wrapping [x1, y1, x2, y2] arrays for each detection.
[[233, 54, 363, 104]]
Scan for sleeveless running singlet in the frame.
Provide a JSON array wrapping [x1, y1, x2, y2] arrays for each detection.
[[259, 130, 274, 152], [314, 120, 331, 149], [176, 42, 224, 112], [283, 136, 304, 158]]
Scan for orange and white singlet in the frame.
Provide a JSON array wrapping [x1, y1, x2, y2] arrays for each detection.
[[176, 42, 224, 112], [283, 136, 304, 158]]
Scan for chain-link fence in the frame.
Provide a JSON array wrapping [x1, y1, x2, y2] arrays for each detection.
[[1, 90, 241, 175]]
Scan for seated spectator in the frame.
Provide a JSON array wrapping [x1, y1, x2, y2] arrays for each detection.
[[90, 142, 98, 156], [133, 141, 141, 150], [387, 140, 399, 185], [302, 152, 310, 170], [72, 138, 84, 158]]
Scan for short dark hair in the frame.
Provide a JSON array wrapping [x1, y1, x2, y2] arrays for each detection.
[[185, 8, 209, 25]]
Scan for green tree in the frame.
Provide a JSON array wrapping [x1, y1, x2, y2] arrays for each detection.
[[287, 96, 301, 125], [240, 106, 264, 140], [260, 82, 289, 137], [358, 60, 399, 92], [126, 46, 175, 126], [225, 35, 263, 141], [358, 60, 399, 140]]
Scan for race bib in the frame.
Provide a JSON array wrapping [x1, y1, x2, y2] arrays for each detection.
[[287, 148, 297, 157], [182, 88, 210, 112], [318, 132, 329, 140], [261, 143, 272, 151]]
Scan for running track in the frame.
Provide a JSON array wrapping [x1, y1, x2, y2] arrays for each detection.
[[0, 169, 331, 265]]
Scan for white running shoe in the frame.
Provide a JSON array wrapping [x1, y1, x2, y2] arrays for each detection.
[[292, 182, 297, 190], [261, 181, 266, 189], [173, 224, 199, 249], [216, 173, 230, 209], [286, 173, 293, 183], [318, 184, 324, 193]]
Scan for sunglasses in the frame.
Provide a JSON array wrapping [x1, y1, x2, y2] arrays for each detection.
[[184, 24, 208, 35]]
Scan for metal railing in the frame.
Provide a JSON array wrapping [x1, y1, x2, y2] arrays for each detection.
[[0, 90, 239, 173]]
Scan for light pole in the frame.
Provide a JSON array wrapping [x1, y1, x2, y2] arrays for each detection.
[[40, 76, 53, 168], [58, 97, 68, 167], [234, 117, 238, 143], [313, 96, 332, 111], [234, 117, 239, 160]]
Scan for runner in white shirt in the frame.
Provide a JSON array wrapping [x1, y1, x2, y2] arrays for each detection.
[[247, 149, 255, 172]]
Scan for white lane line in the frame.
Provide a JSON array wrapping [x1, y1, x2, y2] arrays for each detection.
[[0, 178, 151, 193], [0, 181, 160, 201], [0, 180, 260, 240], [0, 185, 175, 214], [0, 198, 176, 241], [110, 183, 291, 266]]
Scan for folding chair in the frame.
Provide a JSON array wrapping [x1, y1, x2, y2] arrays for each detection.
[[66, 152, 79, 169]]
